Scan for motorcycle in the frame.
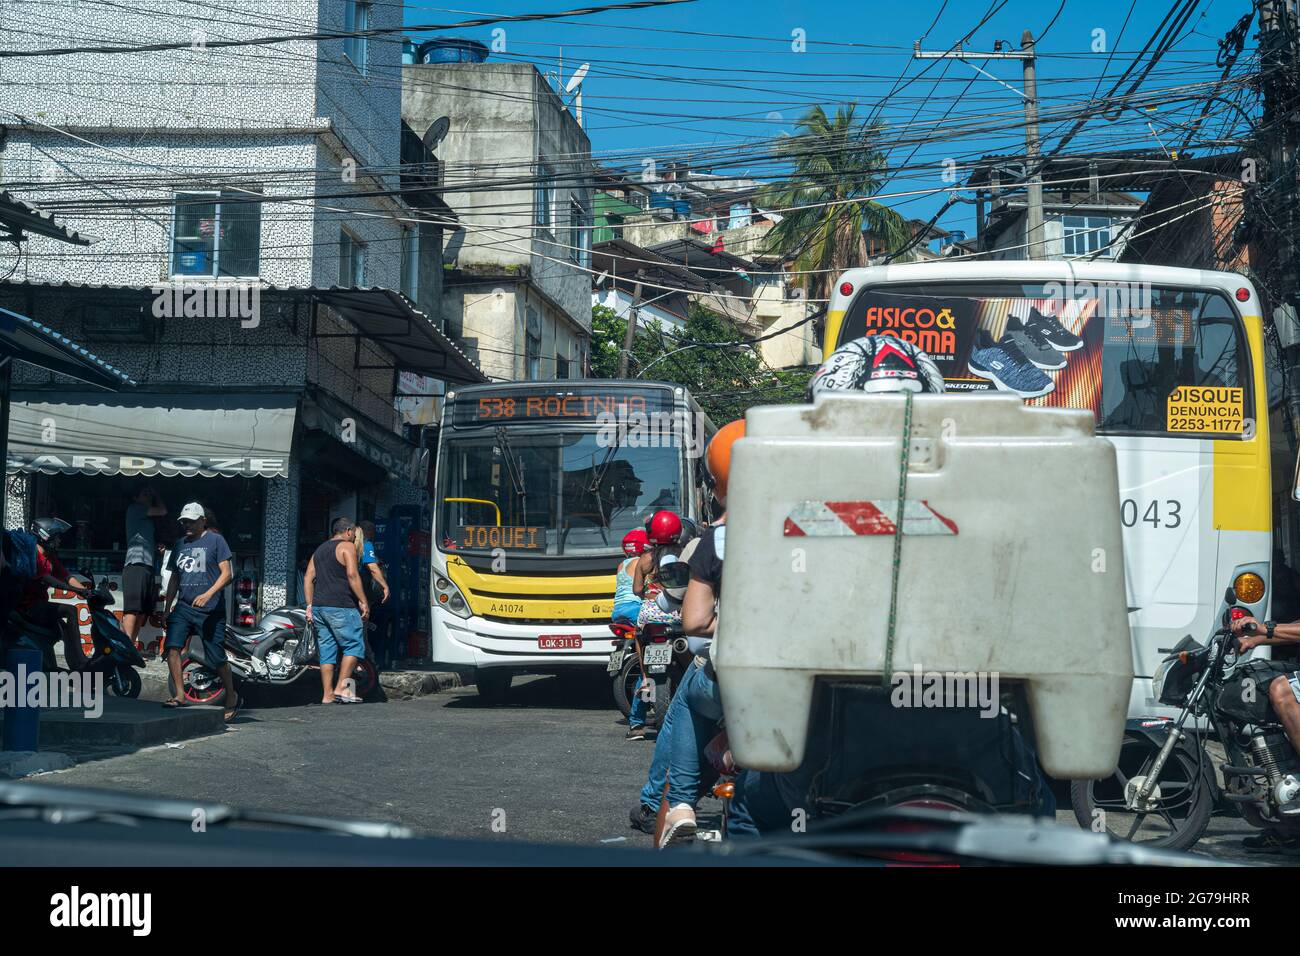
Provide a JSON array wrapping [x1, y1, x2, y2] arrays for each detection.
[[1071, 585, 1300, 851], [174, 606, 380, 705], [4, 572, 145, 698]]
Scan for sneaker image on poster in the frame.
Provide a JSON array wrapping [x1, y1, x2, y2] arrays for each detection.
[[1022, 306, 1083, 352], [1001, 315, 1066, 370], [968, 329, 1056, 398]]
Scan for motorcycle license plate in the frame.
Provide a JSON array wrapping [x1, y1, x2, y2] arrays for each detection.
[[539, 634, 582, 650], [643, 644, 672, 668], [607, 650, 624, 674]]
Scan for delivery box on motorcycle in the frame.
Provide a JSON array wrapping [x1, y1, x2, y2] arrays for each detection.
[[712, 392, 1132, 779]]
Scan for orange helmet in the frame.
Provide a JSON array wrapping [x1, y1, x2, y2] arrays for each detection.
[[705, 419, 745, 500]]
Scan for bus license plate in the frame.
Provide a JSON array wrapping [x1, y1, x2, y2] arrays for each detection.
[[643, 644, 672, 668], [539, 634, 582, 650]]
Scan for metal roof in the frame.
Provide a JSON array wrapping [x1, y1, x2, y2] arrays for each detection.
[[0, 306, 135, 389], [0, 192, 92, 246]]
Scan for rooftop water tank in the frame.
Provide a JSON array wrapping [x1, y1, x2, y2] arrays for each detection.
[[417, 37, 490, 64]]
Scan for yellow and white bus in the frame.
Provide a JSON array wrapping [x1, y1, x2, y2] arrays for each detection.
[[429, 381, 715, 702], [824, 261, 1274, 717]]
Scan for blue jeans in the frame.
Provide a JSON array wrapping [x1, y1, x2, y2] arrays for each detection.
[[638, 676, 690, 811], [630, 676, 648, 729], [666, 661, 724, 807]]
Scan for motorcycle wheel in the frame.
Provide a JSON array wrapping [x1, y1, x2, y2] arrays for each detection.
[[613, 654, 641, 718], [352, 658, 379, 700], [648, 674, 674, 728], [179, 658, 225, 706], [109, 663, 142, 698], [1070, 730, 1213, 851]]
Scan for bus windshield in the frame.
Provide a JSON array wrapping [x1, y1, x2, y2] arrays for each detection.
[[839, 280, 1251, 438], [437, 429, 682, 556]]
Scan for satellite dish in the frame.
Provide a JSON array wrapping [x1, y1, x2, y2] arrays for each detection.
[[565, 63, 590, 94], [423, 116, 451, 151]]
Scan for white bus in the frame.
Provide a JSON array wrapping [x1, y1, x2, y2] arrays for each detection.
[[825, 261, 1276, 717]]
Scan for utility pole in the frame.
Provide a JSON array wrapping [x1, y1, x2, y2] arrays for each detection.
[[617, 277, 643, 378], [914, 32, 1044, 259]]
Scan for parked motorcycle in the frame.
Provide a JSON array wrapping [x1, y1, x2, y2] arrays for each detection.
[[1071, 585, 1300, 851], [4, 572, 145, 698], [174, 606, 380, 705]]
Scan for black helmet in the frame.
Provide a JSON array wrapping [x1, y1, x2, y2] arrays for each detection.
[[31, 517, 71, 545], [808, 334, 946, 399]]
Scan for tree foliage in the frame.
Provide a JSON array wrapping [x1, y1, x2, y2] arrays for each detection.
[[589, 303, 812, 423], [758, 104, 911, 301]]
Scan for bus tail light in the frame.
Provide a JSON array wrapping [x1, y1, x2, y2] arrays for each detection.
[[1233, 571, 1266, 604], [839, 282, 854, 297]]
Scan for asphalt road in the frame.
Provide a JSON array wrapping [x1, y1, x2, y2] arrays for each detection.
[[33, 674, 1293, 864]]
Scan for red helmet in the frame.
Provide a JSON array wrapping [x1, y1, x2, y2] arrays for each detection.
[[621, 528, 649, 556], [647, 510, 683, 546]]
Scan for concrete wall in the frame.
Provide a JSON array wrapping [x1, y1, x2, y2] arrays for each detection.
[[403, 59, 594, 373], [449, 279, 585, 382]]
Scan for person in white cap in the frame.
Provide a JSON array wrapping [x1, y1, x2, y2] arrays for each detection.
[[161, 502, 239, 720]]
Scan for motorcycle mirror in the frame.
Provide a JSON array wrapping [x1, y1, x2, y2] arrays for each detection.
[[1224, 585, 1238, 606]]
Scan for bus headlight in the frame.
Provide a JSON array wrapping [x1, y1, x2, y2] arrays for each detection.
[[1233, 572, 1266, 605], [434, 574, 472, 619]]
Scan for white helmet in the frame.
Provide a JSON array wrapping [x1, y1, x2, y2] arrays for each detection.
[[809, 334, 945, 399]]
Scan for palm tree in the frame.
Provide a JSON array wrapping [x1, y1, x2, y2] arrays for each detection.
[[759, 105, 910, 301]]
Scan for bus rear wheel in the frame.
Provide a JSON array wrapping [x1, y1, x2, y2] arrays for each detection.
[[476, 668, 513, 706]]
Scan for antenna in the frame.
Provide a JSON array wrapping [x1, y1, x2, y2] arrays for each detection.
[[564, 62, 590, 128], [423, 116, 451, 151]]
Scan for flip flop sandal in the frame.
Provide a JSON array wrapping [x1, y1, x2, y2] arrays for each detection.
[[162, 698, 183, 708], [333, 694, 363, 704], [223, 695, 243, 722]]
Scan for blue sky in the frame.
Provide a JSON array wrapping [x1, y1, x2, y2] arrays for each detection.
[[405, 1, 1256, 237]]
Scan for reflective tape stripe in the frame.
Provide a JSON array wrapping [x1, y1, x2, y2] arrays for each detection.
[[783, 500, 958, 537]]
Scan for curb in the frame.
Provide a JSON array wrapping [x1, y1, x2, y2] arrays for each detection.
[[378, 669, 469, 699], [0, 750, 76, 779]]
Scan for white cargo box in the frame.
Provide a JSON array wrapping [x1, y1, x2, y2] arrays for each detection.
[[712, 392, 1132, 779]]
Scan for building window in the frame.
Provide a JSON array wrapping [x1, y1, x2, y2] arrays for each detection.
[[171, 190, 262, 277], [536, 160, 554, 230], [1062, 215, 1115, 258], [556, 353, 570, 379], [340, 229, 366, 286], [344, 1, 371, 74], [401, 226, 419, 300], [569, 198, 590, 267], [526, 307, 542, 380]]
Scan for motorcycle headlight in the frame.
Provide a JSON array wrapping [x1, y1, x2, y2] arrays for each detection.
[[434, 573, 472, 619]]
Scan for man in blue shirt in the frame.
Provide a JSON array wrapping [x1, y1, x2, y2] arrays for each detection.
[[161, 502, 238, 721]]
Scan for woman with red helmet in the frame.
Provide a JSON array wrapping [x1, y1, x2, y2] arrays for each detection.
[[634, 510, 684, 602], [613, 528, 653, 740]]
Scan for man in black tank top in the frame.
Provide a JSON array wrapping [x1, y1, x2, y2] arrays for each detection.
[[303, 517, 371, 703]]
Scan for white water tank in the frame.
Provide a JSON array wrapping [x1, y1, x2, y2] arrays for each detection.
[[712, 392, 1133, 779]]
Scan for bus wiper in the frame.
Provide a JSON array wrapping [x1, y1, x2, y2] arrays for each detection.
[[495, 426, 527, 508], [587, 434, 622, 527], [0, 779, 413, 839]]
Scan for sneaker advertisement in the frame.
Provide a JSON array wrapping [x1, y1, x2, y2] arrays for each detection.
[[849, 287, 1100, 402]]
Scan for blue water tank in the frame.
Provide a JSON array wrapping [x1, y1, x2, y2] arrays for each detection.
[[672, 199, 691, 217], [402, 39, 416, 65], [648, 192, 674, 209], [417, 38, 490, 64]]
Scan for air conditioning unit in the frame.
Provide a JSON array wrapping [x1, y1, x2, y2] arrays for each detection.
[[1275, 304, 1300, 350]]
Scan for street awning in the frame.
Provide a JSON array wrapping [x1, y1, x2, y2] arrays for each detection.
[[301, 390, 426, 485], [5, 392, 296, 478], [314, 287, 486, 386], [0, 307, 134, 389]]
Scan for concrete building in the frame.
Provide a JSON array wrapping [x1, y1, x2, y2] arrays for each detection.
[[403, 54, 595, 381], [0, 0, 482, 648]]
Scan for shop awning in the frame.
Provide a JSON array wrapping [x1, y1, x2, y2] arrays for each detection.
[[5, 392, 296, 478], [301, 390, 426, 485], [0, 307, 135, 389], [314, 287, 486, 386]]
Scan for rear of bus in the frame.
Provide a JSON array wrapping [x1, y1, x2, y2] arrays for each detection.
[[824, 262, 1271, 716], [429, 381, 711, 691]]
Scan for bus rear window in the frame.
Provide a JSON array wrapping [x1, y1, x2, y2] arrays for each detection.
[[838, 282, 1250, 439]]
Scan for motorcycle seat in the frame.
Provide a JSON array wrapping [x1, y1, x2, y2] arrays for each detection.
[[225, 623, 266, 639]]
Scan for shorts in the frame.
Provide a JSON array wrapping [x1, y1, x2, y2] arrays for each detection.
[[1289, 672, 1300, 705], [165, 600, 227, 667], [612, 600, 641, 625], [122, 564, 156, 614], [312, 606, 366, 664]]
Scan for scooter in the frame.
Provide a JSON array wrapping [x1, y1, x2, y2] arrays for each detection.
[[175, 606, 380, 705], [4, 572, 145, 698], [608, 560, 694, 727]]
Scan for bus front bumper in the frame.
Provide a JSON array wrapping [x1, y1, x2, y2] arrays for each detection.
[[431, 609, 618, 670]]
